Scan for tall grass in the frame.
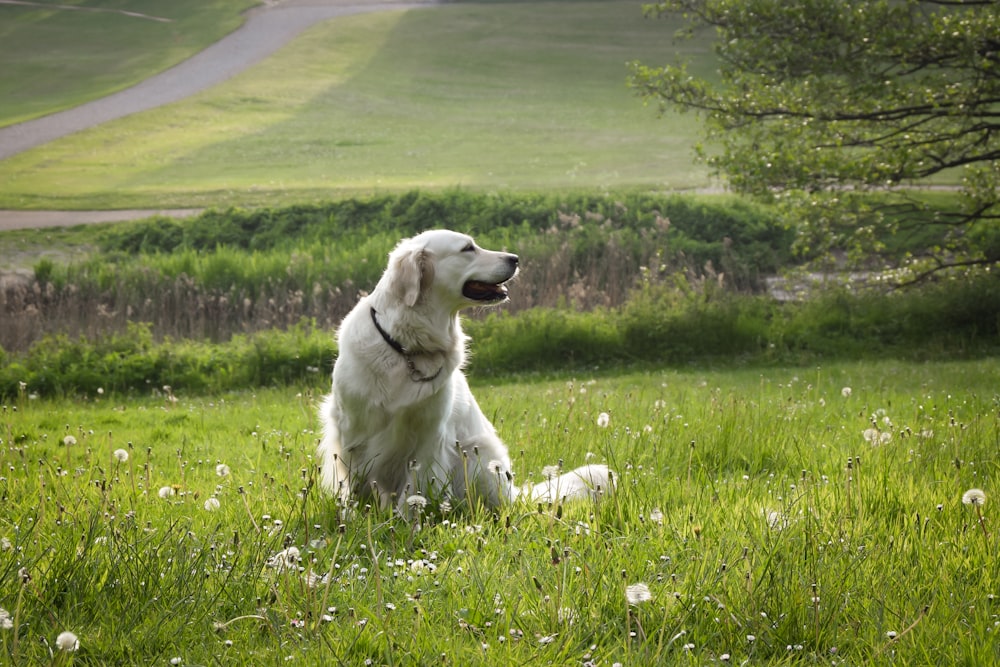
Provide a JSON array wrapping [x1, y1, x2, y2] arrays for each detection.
[[3, 271, 998, 400], [2, 361, 998, 664]]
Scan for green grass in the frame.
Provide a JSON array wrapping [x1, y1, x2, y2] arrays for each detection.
[[2, 360, 999, 664], [0, 0, 258, 127], [0, 2, 714, 209]]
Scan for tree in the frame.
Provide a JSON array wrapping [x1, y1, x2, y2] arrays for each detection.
[[629, 0, 1000, 282]]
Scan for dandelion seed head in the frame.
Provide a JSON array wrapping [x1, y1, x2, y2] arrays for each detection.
[[963, 488, 987, 507], [625, 582, 653, 605], [406, 494, 427, 511], [56, 631, 79, 652], [158, 486, 175, 499], [596, 412, 610, 428], [487, 460, 505, 475], [216, 464, 231, 477], [204, 498, 221, 511], [541, 465, 561, 479], [841, 387, 852, 397], [62, 435, 77, 446], [113, 448, 129, 463]]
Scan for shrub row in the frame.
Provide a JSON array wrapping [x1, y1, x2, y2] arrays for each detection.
[[3, 273, 997, 399], [4, 191, 794, 353]]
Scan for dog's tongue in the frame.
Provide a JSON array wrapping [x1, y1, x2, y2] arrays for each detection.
[[463, 280, 508, 301]]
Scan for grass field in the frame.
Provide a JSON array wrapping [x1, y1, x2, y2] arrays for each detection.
[[2, 359, 998, 664], [0, 1, 714, 209], [0, 0, 257, 128]]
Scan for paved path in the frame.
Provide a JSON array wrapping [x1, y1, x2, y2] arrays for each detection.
[[0, 0, 433, 230]]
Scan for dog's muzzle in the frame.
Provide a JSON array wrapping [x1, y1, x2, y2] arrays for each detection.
[[462, 254, 518, 303]]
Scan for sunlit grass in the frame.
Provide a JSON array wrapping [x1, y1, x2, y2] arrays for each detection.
[[0, 2, 714, 209], [2, 359, 998, 664]]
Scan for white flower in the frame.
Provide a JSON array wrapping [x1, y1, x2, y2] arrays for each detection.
[[541, 465, 561, 479], [596, 412, 610, 428], [216, 464, 231, 477], [649, 508, 664, 525], [487, 460, 505, 475], [625, 582, 653, 605], [841, 387, 852, 398], [63, 435, 77, 446], [113, 449, 129, 463], [0, 608, 12, 630], [963, 488, 987, 507], [158, 486, 175, 499], [56, 631, 79, 651], [886, 630, 898, 640], [204, 498, 221, 511], [406, 495, 427, 511]]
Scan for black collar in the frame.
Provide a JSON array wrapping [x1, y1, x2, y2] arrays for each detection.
[[370, 307, 443, 383]]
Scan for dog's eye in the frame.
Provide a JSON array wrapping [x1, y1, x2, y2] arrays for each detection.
[[461, 243, 475, 253]]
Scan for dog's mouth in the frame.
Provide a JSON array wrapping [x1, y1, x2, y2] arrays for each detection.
[[462, 279, 510, 303]]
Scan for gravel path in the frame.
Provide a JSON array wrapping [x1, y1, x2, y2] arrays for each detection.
[[0, 0, 433, 230]]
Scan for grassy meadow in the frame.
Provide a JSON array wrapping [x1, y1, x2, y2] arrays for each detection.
[[2, 3, 999, 664], [0, 0, 257, 127], [0, 1, 714, 209], [2, 360, 998, 665]]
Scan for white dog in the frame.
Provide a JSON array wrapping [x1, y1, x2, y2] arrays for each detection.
[[317, 229, 612, 513]]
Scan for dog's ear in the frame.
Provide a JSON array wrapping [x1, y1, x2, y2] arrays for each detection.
[[388, 245, 435, 307]]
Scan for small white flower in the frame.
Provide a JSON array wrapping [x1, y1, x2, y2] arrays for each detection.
[[841, 387, 852, 398], [406, 494, 427, 511], [963, 488, 987, 507], [158, 486, 175, 499], [541, 465, 561, 479], [204, 498, 221, 511], [170, 658, 182, 666], [596, 412, 610, 428], [113, 449, 129, 463], [487, 460, 505, 475], [56, 630, 79, 651], [63, 435, 77, 446], [625, 582, 653, 605], [216, 464, 231, 477], [886, 630, 898, 640], [0, 608, 12, 630], [649, 508, 664, 525]]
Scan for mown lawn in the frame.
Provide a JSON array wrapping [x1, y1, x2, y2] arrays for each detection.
[[0, 0, 257, 127], [2, 359, 997, 664], [0, 2, 714, 209]]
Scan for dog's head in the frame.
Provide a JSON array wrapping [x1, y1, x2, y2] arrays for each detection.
[[385, 230, 519, 310]]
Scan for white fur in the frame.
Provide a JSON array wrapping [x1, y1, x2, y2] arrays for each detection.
[[317, 230, 612, 513]]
